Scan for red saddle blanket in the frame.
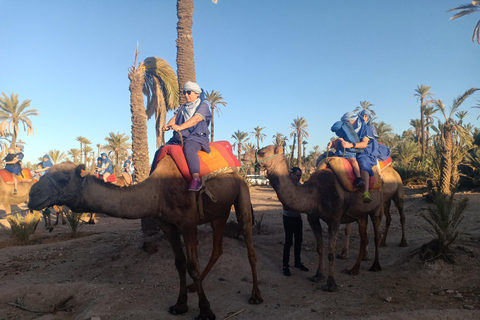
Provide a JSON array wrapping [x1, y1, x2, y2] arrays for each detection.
[[94, 173, 117, 183], [151, 141, 240, 182], [0, 168, 33, 184], [318, 157, 391, 192]]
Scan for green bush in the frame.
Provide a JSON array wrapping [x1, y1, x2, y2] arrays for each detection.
[[7, 211, 41, 244], [62, 206, 88, 236]]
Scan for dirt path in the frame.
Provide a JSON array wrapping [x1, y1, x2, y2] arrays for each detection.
[[0, 187, 479, 319]]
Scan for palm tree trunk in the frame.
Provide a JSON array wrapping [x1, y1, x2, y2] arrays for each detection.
[[129, 60, 150, 183], [210, 107, 215, 142], [439, 124, 454, 195], [290, 133, 296, 167], [297, 133, 302, 169], [176, 0, 196, 105], [420, 98, 425, 156]]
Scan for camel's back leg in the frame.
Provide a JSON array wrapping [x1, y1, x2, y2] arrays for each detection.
[[380, 199, 392, 247], [338, 223, 352, 259], [394, 183, 407, 247], [306, 214, 326, 283], [234, 182, 263, 304], [345, 217, 368, 275], [157, 220, 189, 316], [368, 204, 383, 272], [324, 220, 341, 292]]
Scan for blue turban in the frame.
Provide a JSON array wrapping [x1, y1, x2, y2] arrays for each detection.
[[359, 109, 374, 122], [43, 155, 50, 159], [341, 112, 358, 122]]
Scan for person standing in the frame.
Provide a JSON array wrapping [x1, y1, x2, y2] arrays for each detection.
[[282, 167, 309, 276]]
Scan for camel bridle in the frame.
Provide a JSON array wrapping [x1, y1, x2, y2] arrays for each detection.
[[46, 174, 87, 203]]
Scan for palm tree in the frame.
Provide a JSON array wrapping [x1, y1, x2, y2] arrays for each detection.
[[104, 132, 131, 173], [205, 90, 227, 142], [449, 2, 480, 44], [250, 126, 266, 150], [82, 138, 92, 167], [231, 130, 249, 162], [433, 88, 479, 195], [395, 139, 420, 165], [374, 121, 394, 145], [128, 46, 149, 182], [289, 117, 309, 168], [67, 148, 81, 164], [0, 92, 40, 148], [272, 132, 287, 147], [302, 140, 308, 166], [353, 101, 376, 116], [76, 136, 87, 163], [424, 105, 437, 151], [47, 149, 67, 164], [143, 57, 179, 148], [96, 143, 101, 158], [412, 85, 434, 156], [409, 119, 422, 142]]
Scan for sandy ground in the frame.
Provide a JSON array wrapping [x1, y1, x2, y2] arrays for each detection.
[[0, 186, 479, 320]]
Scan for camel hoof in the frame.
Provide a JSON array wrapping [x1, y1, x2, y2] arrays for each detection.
[[362, 253, 370, 261], [88, 220, 96, 225], [336, 253, 349, 260], [248, 291, 264, 304], [308, 270, 325, 283], [342, 267, 360, 276], [195, 309, 216, 320], [168, 304, 188, 315], [321, 276, 339, 292], [142, 241, 159, 255], [380, 242, 387, 247], [368, 263, 382, 272], [399, 240, 408, 247]]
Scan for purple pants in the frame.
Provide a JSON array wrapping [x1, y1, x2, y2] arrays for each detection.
[[183, 140, 201, 175]]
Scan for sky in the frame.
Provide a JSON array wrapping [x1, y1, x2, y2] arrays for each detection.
[[0, 0, 479, 165]]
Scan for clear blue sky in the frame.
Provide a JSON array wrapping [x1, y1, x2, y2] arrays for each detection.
[[1, 0, 479, 165]]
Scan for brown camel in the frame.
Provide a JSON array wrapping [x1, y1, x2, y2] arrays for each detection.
[[339, 165, 406, 259], [0, 176, 35, 215], [244, 145, 384, 292], [28, 159, 263, 320]]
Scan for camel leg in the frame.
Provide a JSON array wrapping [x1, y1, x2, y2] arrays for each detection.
[[394, 185, 407, 247], [88, 213, 96, 224], [323, 220, 340, 292], [380, 200, 392, 247], [235, 186, 263, 305], [187, 215, 229, 293], [338, 223, 351, 259], [182, 225, 215, 320], [344, 217, 368, 275], [158, 220, 189, 316], [368, 205, 383, 272], [306, 214, 326, 283]]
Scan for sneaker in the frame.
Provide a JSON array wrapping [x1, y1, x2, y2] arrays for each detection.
[[13, 189, 18, 195], [294, 263, 309, 272], [188, 178, 202, 191], [282, 266, 291, 277], [354, 177, 365, 188], [362, 191, 372, 203]]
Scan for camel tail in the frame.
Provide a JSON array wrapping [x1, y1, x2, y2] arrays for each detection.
[[251, 204, 255, 226]]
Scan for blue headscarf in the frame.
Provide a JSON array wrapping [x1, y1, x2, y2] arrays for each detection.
[[42, 155, 53, 174]]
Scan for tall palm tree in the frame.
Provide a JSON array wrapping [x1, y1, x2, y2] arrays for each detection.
[[83, 146, 94, 171], [449, 2, 480, 44], [47, 149, 67, 164], [67, 148, 81, 164], [205, 90, 227, 142], [302, 140, 308, 166], [176, 0, 219, 105], [0, 92, 40, 148], [104, 132, 131, 174], [289, 116, 309, 168], [250, 126, 266, 150], [76, 136, 86, 163], [231, 130, 249, 162], [128, 46, 149, 182], [424, 105, 437, 151], [353, 101, 376, 115], [412, 85, 434, 156], [143, 57, 179, 148], [433, 88, 479, 195], [82, 138, 92, 167]]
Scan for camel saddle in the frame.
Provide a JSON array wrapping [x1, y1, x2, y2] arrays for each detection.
[[317, 157, 388, 192], [0, 168, 33, 184], [151, 141, 241, 182], [94, 173, 117, 183]]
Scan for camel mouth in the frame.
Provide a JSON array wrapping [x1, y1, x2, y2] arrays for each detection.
[[27, 198, 51, 211]]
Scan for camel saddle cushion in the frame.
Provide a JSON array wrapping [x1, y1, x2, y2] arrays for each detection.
[[94, 173, 117, 183], [0, 168, 33, 184], [151, 141, 240, 182], [317, 157, 384, 192]]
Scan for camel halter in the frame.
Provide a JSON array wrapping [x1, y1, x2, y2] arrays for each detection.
[[46, 174, 87, 203]]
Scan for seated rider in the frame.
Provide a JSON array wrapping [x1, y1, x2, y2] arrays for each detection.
[[359, 109, 390, 163], [95, 157, 105, 176], [163, 81, 212, 191], [2, 148, 20, 195], [329, 112, 378, 203], [100, 153, 113, 182], [33, 163, 45, 180], [15, 144, 25, 176], [39, 155, 53, 174]]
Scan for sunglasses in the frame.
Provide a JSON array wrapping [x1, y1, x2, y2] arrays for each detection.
[[183, 90, 194, 95]]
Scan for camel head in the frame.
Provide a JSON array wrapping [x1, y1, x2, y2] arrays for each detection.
[[28, 162, 88, 211], [243, 145, 284, 171]]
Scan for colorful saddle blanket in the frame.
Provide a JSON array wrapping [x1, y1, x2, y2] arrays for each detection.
[[151, 141, 240, 182], [94, 173, 117, 183], [0, 168, 33, 184], [317, 157, 390, 192]]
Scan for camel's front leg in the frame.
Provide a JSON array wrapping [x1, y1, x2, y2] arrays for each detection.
[[380, 200, 392, 247], [306, 214, 325, 283], [182, 225, 215, 320], [324, 220, 340, 292], [158, 221, 189, 316], [338, 223, 351, 259], [368, 205, 383, 272], [188, 215, 228, 293]]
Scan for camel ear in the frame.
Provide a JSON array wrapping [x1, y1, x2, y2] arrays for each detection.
[[75, 164, 87, 178], [80, 170, 89, 178], [275, 146, 284, 154]]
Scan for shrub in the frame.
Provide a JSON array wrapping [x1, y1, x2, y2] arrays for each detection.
[[62, 205, 88, 236], [7, 211, 41, 244]]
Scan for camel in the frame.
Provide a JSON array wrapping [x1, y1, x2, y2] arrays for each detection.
[[28, 160, 263, 320], [244, 145, 384, 292], [339, 165, 407, 260], [0, 175, 35, 215]]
